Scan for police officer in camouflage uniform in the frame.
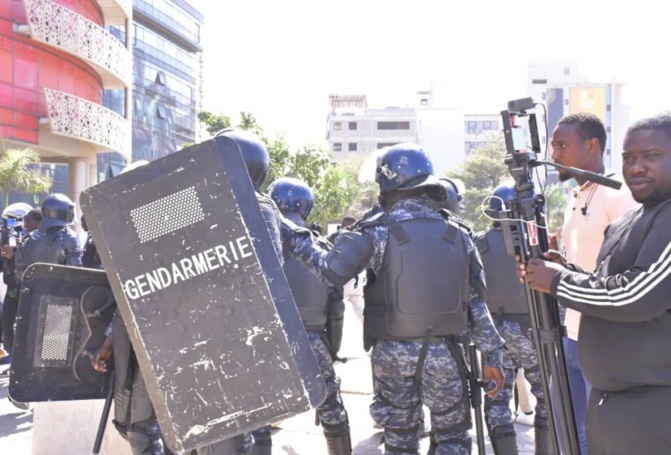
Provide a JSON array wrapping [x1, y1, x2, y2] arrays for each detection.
[[473, 183, 549, 454], [198, 129, 347, 455], [15, 193, 82, 278], [282, 143, 506, 455], [268, 177, 352, 455]]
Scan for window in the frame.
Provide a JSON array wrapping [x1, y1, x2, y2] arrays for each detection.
[[563, 67, 571, 76], [156, 71, 166, 86], [348, 143, 357, 151], [333, 143, 342, 152], [348, 121, 357, 130], [377, 121, 410, 130], [420, 98, 428, 106], [377, 143, 397, 148], [333, 121, 342, 130], [156, 105, 167, 119], [482, 121, 498, 131], [466, 121, 477, 134]]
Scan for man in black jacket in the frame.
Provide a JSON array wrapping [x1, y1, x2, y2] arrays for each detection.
[[518, 112, 671, 454]]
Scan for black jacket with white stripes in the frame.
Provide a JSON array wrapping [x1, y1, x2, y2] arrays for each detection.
[[551, 198, 671, 392]]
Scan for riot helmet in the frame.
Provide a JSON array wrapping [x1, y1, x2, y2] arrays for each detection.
[[489, 183, 516, 212], [431, 178, 463, 213], [268, 177, 314, 221], [2, 202, 33, 220], [40, 193, 75, 229], [375, 143, 446, 202], [216, 129, 270, 189]]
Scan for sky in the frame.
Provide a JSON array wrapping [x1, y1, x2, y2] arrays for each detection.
[[189, 0, 671, 148]]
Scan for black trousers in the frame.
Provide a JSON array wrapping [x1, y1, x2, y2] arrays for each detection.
[[587, 386, 671, 455], [1, 286, 19, 353]]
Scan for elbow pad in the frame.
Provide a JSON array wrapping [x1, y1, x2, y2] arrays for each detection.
[[322, 231, 373, 287]]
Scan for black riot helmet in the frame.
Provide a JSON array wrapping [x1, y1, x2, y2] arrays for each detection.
[[375, 143, 446, 202], [40, 193, 75, 229], [431, 178, 463, 213], [489, 183, 516, 212], [215, 129, 270, 189], [268, 177, 314, 221]]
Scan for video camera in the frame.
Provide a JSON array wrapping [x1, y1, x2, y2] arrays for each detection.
[[1, 217, 22, 248]]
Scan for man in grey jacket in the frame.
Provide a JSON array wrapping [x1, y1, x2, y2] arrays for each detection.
[[517, 112, 671, 454]]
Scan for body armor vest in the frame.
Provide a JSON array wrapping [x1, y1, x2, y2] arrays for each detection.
[[474, 228, 528, 314], [364, 217, 470, 340], [15, 228, 67, 280], [283, 256, 329, 331]]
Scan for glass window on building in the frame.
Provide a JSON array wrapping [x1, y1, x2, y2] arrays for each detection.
[[333, 143, 342, 152], [333, 121, 342, 130], [348, 121, 357, 130], [466, 121, 477, 133], [377, 121, 410, 130], [348, 143, 357, 151]]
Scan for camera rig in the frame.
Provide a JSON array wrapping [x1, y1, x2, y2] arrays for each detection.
[[491, 98, 622, 454]]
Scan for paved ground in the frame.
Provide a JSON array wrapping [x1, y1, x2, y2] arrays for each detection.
[[0, 306, 536, 454]]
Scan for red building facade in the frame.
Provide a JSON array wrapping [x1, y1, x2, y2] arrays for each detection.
[[0, 0, 131, 205]]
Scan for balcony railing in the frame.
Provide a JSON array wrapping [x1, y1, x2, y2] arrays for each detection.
[[22, 0, 131, 89], [44, 88, 131, 160], [97, 0, 131, 26]]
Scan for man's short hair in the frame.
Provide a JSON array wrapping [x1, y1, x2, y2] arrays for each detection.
[[557, 113, 607, 154], [627, 111, 671, 140], [26, 208, 42, 222]]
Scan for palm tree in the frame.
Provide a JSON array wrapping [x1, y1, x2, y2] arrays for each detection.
[[0, 148, 53, 208]]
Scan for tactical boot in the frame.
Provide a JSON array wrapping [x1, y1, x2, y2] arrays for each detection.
[[490, 424, 519, 455], [323, 421, 353, 455], [533, 416, 556, 455], [250, 437, 271, 455]]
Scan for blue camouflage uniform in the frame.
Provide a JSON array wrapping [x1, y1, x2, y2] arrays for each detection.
[[485, 317, 546, 428], [284, 195, 505, 455]]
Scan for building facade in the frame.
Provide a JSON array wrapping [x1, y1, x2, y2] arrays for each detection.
[[327, 93, 500, 177], [0, 0, 203, 208], [464, 113, 502, 154], [98, 0, 203, 179], [528, 59, 630, 172], [0, 0, 133, 208]]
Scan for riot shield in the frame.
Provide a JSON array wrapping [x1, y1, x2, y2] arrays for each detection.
[[79, 136, 327, 453], [9, 263, 115, 402]]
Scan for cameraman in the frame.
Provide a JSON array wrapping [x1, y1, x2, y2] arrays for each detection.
[[1, 207, 42, 360], [518, 113, 671, 454]]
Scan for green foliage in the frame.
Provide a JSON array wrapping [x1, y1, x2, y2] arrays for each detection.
[[197, 111, 231, 136], [198, 111, 373, 227], [0, 148, 53, 208], [543, 183, 568, 235], [447, 135, 510, 232]]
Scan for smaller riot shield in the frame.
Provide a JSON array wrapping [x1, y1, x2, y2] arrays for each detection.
[[9, 263, 115, 402]]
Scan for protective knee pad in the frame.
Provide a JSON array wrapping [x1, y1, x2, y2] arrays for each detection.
[[489, 424, 519, 455]]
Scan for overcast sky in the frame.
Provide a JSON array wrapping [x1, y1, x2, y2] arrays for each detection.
[[188, 0, 670, 148]]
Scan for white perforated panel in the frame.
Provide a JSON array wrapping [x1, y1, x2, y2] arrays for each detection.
[[131, 187, 205, 243], [40, 304, 74, 361]]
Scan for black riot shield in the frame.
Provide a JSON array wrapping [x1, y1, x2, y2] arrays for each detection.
[[9, 264, 115, 402], [79, 136, 327, 453]]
